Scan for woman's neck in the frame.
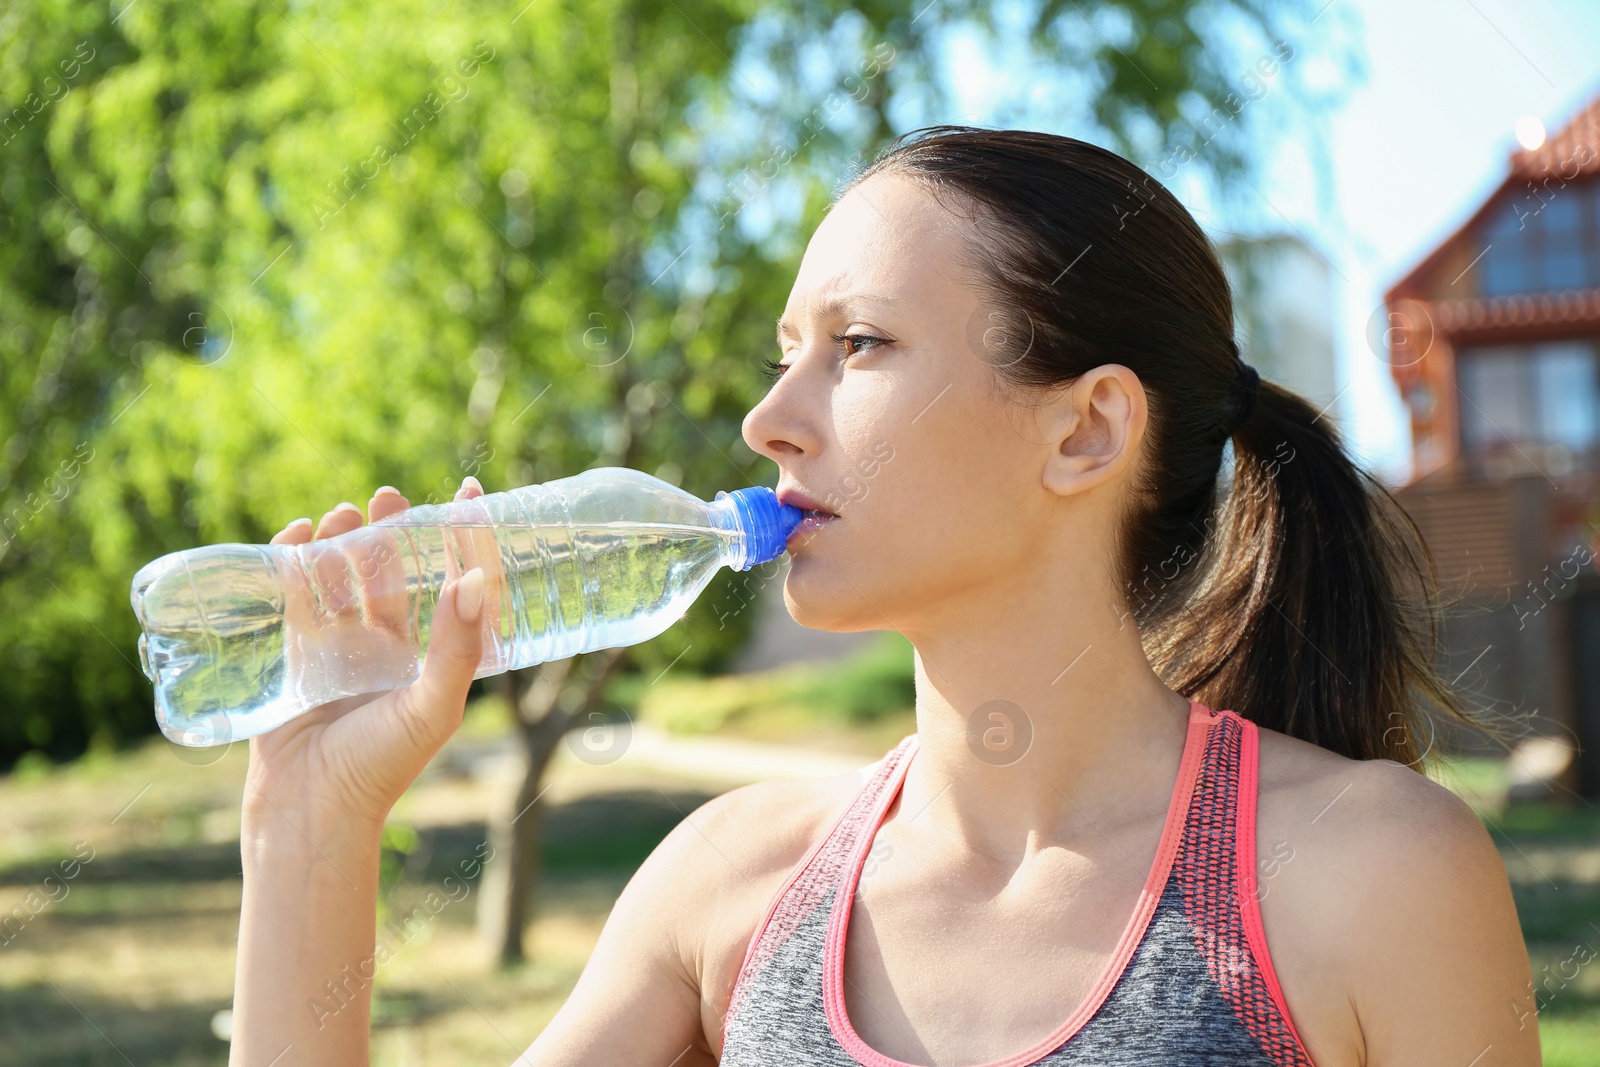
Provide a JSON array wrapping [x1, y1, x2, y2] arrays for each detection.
[[897, 581, 1192, 871]]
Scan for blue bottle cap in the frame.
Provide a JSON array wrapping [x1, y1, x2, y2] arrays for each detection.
[[715, 486, 804, 570]]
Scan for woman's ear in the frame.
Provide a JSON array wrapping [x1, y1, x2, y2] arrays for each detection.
[[1038, 364, 1146, 498]]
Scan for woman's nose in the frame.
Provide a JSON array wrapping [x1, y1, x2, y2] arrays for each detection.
[[742, 369, 820, 462]]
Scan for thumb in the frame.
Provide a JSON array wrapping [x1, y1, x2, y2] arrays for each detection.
[[400, 567, 486, 745]]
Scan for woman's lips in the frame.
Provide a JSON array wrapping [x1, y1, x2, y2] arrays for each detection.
[[776, 487, 839, 550], [787, 510, 838, 548]]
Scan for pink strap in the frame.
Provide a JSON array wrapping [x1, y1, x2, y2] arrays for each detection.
[[1233, 713, 1316, 1061], [721, 738, 917, 1047]]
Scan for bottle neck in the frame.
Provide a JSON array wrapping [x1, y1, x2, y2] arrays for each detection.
[[708, 494, 753, 571]]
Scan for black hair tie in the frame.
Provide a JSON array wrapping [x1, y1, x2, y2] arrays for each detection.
[[1224, 362, 1260, 436]]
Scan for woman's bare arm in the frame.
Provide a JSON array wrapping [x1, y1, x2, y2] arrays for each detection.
[[229, 480, 846, 1066], [233, 801, 388, 1063], [235, 739, 712, 1067], [516, 752, 874, 1065], [515, 793, 732, 1066], [1343, 761, 1542, 1067], [230, 483, 488, 1065]]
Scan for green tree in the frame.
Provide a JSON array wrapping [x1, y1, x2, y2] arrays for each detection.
[[0, 0, 1355, 962]]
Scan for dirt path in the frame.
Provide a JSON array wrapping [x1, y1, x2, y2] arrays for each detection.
[[398, 721, 874, 830]]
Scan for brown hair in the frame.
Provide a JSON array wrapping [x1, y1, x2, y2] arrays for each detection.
[[846, 125, 1505, 768]]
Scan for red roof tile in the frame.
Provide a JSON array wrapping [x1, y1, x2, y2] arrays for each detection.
[[1430, 287, 1600, 336], [1510, 94, 1600, 181]]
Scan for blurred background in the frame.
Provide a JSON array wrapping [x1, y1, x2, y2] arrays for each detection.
[[3, 0, 1599, 1062]]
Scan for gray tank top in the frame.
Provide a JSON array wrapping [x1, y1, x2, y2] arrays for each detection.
[[718, 699, 1316, 1065]]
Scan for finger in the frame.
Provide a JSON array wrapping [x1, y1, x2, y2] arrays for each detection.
[[369, 486, 411, 523], [396, 567, 486, 751], [270, 518, 314, 546], [448, 477, 491, 596], [453, 477, 496, 626], [363, 489, 413, 635], [442, 478, 483, 583], [307, 504, 364, 615], [314, 502, 365, 539]]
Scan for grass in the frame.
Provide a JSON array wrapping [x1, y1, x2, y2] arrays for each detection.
[[0, 702, 727, 1066], [1, 681, 1597, 1064], [616, 629, 919, 754]]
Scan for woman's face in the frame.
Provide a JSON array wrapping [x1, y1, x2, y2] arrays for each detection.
[[742, 169, 1134, 636]]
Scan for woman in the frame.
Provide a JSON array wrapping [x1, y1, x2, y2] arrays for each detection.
[[231, 128, 1539, 1066]]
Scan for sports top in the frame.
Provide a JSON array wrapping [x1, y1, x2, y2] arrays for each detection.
[[718, 699, 1318, 1065]]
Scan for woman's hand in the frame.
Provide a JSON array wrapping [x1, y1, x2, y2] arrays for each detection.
[[243, 478, 488, 827], [230, 478, 493, 1064]]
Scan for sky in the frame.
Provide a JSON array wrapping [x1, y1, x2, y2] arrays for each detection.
[[931, 0, 1600, 484]]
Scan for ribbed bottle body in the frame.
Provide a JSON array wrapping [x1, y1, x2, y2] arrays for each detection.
[[131, 468, 746, 746]]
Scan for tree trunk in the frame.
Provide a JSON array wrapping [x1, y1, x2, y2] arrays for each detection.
[[478, 648, 629, 966], [476, 99, 648, 961]]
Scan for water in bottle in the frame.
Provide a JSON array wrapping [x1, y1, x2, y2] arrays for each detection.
[[129, 467, 803, 747]]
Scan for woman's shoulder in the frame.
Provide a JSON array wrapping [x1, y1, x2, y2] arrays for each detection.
[[1253, 721, 1490, 855], [681, 755, 882, 878], [530, 749, 893, 1064], [1252, 721, 1499, 908], [1250, 722, 1529, 1065], [631, 745, 894, 1017]]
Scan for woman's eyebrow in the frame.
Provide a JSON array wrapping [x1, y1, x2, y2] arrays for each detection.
[[775, 294, 893, 344]]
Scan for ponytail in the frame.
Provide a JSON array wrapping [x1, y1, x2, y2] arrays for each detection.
[[1143, 379, 1497, 767]]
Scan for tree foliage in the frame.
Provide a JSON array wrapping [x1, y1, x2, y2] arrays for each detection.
[[0, 0, 1351, 762]]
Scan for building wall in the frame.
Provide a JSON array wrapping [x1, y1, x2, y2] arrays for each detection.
[[1394, 474, 1587, 757]]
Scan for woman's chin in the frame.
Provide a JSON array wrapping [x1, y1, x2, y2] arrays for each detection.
[[782, 568, 888, 634]]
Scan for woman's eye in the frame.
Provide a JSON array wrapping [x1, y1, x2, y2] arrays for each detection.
[[761, 334, 889, 381], [833, 332, 890, 356]]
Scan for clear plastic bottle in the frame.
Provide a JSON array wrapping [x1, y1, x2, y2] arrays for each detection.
[[129, 467, 802, 747]]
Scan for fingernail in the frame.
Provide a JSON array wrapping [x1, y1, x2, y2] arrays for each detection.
[[335, 501, 362, 515], [455, 567, 485, 623], [287, 517, 312, 530], [375, 485, 401, 496], [462, 475, 483, 493]]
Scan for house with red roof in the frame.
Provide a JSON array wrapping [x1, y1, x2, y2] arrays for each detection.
[[1384, 92, 1600, 798]]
